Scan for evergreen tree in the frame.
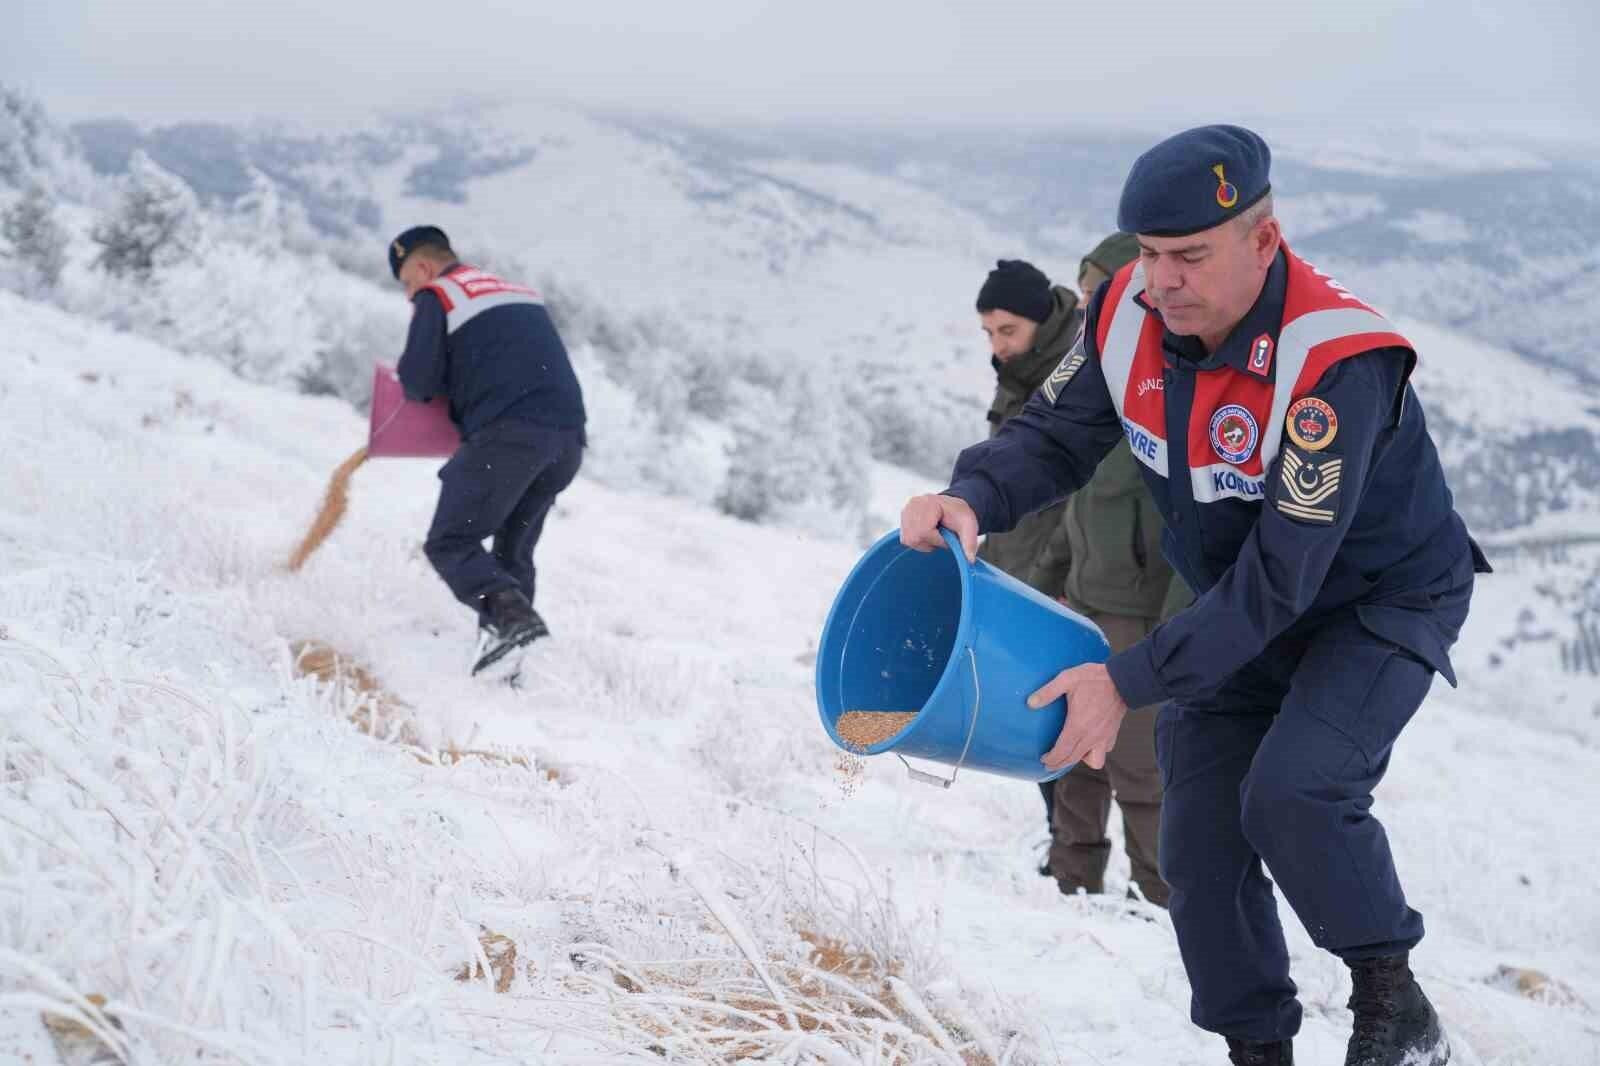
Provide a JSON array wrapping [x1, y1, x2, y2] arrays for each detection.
[[91, 151, 198, 279], [1, 184, 68, 293]]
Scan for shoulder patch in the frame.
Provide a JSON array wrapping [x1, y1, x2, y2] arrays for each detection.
[[1275, 447, 1342, 525], [1041, 331, 1088, 405], [1286, 397, 1338, 451]]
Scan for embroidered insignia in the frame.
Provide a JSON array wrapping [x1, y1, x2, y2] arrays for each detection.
[[1213, 163, 1239, 209], [1248, 332, 1275, 377], [1286, 396, 1339, 451], [392, 240, 405, 261], [1209, 403, 1259, 465], [1041, 333, 1088, 405], [1277, 448, 1343, 524]]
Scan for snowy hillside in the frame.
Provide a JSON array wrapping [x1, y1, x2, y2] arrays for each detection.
[[3, 266, 1599, 1066], [10, 84, 1598, 664], [4, 87, 1024, 539], [35, 92, 1600, 525]]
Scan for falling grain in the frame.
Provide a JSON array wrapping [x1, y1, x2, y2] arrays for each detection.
[[286, 445, 368, 571]]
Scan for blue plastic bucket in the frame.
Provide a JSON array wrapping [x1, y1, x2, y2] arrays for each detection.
[[816, 528, 1110, 785]]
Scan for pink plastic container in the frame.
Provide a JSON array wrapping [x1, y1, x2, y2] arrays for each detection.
[[367, 362, 460, 459]]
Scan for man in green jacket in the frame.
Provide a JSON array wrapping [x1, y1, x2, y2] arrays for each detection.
[[975, 240, 1190, 907], [973, 260, 1090, 849], [1033, 233, 1191, 907], [974, 259, 1080, 598]]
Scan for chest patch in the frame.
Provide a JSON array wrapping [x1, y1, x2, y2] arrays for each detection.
[[1209, 404, 1259, 465]]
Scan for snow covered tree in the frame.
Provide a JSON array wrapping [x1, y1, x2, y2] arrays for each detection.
[[717, 366, 870, 530], [91, 151, 198, 279], [0, 87, 49, 188], [1, 184, 67, 294], [232, 167, 318, 253]]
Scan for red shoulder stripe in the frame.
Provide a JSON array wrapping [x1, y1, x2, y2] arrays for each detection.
[[1293, 332, 1413, 396], [423, 283, 454, 313], [1095, 262, 1139, 355]]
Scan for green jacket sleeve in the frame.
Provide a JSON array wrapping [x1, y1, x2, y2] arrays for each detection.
[[1158, 572, 1194, 623], [1025, 507, 1073, 597]]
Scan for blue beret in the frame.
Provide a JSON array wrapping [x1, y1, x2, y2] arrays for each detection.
[[1117, 125, 1271, 237], [388, 225, 451, 279]]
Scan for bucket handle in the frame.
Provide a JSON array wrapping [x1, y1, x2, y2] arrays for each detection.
[[369, 366, 411, 447], [897, 646, 980, 789]]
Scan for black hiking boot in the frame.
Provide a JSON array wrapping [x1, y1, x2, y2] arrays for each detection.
[[472, 588, 548, 677], [1345, 953, 1450, 1066], [1226, 1038, 1293, 1065]]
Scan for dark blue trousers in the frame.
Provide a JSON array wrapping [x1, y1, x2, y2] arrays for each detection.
[[1154, 613, 1442, 1043], [424, 419, 583, 620]]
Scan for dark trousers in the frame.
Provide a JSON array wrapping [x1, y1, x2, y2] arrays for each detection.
[[1048, 611, 1166, 905], [423, 420, 583, 620], [1156, 614, 1438, 1043]]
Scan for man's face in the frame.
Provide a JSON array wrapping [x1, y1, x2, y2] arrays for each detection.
[[979, 309, 1039, 362], [1078, 263, 1110, 303], [1137, 214, 1280, 348], [398, 255, 441, 300]]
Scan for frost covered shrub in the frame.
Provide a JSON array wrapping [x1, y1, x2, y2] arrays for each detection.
[[569, 344, 727, 502], [91, 151, 199, 280], [64, 160, 405, 397], [1, 184, 67, 295], [873, 396, 974, 481], [295, 303, 404, 401], [717, 368, 869, 531], [0, 87, 53, 187]]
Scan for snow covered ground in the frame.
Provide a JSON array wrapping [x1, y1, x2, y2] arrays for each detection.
[[2, 290, 1597, 1064]]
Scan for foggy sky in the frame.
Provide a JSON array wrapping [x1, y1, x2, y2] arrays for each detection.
[[6, 0, 1597, 135]]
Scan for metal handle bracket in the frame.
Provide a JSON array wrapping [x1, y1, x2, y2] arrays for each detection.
[[897, 646, 980, 789]]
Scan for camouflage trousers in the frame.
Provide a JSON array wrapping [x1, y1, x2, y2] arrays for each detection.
[[1048, 610, 1169, 907]]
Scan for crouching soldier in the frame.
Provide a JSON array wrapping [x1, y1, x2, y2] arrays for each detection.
[[971, 259, 1088, 851], [904, 126, 1490, 1065], [389, 226, 586, 677]]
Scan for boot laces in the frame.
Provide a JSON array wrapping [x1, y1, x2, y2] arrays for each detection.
[[1348, 965, 1403, 1058]]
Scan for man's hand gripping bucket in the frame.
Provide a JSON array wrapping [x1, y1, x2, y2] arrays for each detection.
[[815, 528, 1110, 785]]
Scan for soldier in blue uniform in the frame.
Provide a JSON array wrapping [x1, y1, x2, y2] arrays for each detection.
[[900, 127, 1488, 1066], [390, 226, 587, 678]]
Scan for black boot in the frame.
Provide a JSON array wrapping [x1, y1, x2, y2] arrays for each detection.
[[1226, 1038, 1293, 1065], [1345, 953, 1449, 1066], [473, 588, 548, 676]]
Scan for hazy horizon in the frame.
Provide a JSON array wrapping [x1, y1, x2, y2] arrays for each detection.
[[8, 0, 1597, 140]]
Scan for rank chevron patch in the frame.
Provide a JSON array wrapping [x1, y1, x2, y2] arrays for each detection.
[[1276, 448, 1343, 524], [1042, 335, 1088, 405]]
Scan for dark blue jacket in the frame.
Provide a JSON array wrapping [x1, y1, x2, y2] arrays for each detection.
[[946, 252, 1489, 709], [397, 263, 586, 438]]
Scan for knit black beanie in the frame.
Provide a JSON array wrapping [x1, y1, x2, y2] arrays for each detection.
[[976, 259, 1053, 323]]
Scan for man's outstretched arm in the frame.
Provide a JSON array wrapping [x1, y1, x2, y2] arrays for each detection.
[[396, 289, 448, 403]]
